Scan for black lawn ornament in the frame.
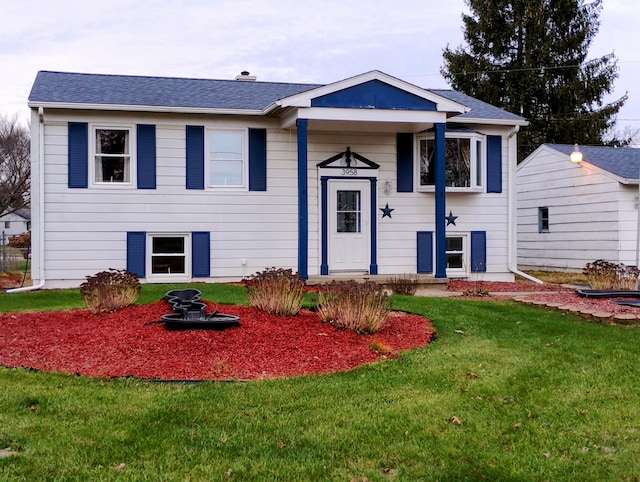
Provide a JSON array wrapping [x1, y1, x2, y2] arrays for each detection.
[[161, 289, 239, 329]]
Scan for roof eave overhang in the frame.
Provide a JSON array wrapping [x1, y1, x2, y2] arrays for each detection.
[[447, 115, 529, 127], [28, 101, 264, 116], [279, 106, 449, 130]]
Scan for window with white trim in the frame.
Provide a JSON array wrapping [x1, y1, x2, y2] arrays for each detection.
[[417, 132, 484, 190], [446, 235, 467, 274], [92, 126, 134, 185], [208, 130, 244, 187], [148, 234, 190, 278]]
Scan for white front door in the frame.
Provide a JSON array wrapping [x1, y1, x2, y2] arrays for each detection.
[[328, 179, 370, 272]]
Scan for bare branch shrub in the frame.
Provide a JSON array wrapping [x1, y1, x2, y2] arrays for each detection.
[[386, 274, 419, 295]]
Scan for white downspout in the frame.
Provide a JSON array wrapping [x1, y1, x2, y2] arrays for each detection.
[[507, 125, 543, 284], [9, 107, 46, 292]]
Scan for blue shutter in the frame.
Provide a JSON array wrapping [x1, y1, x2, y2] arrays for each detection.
[[486, 135, 502, 193], [137, 124, 156, 189], [68, 122, 88, 188], [192, 232, 210, 277], [126, 232, 146, 278], [470, 231, 487, 272], [397, 133, 414, 192], [248, 128, 267, 191], [417, 231, 433, 273], [186, 125, 205, 189]]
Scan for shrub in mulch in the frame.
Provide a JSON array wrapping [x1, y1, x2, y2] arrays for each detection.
[[243, 267, 305, 316], [316, 280, 390, 334], [447, 279, 572, 293], [79, 269, 141, 314]]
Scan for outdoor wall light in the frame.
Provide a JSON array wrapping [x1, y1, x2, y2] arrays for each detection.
[[384, 179, 392, 195], [570, 144, 583, 163]]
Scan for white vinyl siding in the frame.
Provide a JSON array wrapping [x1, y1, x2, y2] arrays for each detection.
[[517, 145, 636, 270], [37, 111, 514, 287]]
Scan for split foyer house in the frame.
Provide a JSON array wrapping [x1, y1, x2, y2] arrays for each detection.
[[517, 143, 640, 271], [27, 70, 527, 288]]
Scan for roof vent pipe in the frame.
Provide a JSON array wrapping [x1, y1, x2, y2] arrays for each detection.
[[235, 71, 257, 81]]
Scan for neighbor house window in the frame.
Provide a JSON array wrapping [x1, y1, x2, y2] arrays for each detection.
[[208, 130, 244, 186], [446, 236, 466, 272], [4, 222, 9, 229], [149, 234, 189, 277], [418, 133, 484, 190], [538, 207, 549, 233], [92, 127, 133, 184]]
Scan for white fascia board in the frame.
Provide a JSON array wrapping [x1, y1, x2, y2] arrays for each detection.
[[448, 116, 529, 127], [27, 101, 263, 116], [274, 70, 469, 114], [280, 107, 448, 128]]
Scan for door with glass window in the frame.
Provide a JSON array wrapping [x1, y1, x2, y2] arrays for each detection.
[[328, 180, 370, 272]]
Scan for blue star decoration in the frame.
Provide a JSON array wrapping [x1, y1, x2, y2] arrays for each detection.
[[446, 210, 458, 226], [380, 203, 394, 218]]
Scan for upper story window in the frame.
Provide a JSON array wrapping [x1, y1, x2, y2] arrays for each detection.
[[208, 130, 244, 187], [417, 132, 484, 191], [92, 126, 134, 185]]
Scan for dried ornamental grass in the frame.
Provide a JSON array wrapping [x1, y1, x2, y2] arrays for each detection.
[[243, 267, 306, 316], [316, 280, 390, 334]]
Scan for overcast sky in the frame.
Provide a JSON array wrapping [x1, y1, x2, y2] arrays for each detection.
[[1, 0, 638, 141]]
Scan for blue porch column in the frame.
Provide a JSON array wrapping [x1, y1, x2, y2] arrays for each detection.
[[297, 118, 309, 279], [434, 122, 447, 278]]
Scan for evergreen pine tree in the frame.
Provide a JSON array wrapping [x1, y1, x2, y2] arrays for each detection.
[[441, 0, 628, 160]]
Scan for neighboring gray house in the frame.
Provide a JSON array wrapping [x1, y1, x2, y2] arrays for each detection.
[[517, 143, 640, 271], [0, 208, 30, 245], [27, 70, 527, 289]]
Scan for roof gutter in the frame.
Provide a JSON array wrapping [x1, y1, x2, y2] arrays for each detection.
[[8, 107, 46, 292], [506, 125, 543, 284]]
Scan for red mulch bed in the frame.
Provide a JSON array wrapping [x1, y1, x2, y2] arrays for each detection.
[[446, 279, 572, 293], [449, 280, 640, 316], [0, 301, 435, 381]]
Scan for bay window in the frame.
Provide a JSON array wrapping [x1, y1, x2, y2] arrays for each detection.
[[417, 131, 484, 190]]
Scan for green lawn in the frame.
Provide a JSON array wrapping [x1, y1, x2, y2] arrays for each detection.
[[1, 286, 639, 480]]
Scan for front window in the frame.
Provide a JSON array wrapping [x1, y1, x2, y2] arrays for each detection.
[[149, 235, 188, 276], [209, 130, 244, 186], [93, 127, 132, 184], [418, 133, 484, 190]]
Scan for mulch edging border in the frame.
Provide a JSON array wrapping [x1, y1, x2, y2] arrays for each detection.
[[513, 295, 640, 326]]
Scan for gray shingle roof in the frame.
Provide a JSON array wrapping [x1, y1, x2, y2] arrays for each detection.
[[548, 143, 640, 180], [431, 89, 524, 122], [29, 71, 322, 111], [29, 70, 525, 122]]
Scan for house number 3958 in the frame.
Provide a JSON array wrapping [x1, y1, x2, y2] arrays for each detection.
[[342, 168, 358, 176]]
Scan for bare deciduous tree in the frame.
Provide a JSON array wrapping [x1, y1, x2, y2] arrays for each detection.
[[0, 114, 30, 215]]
